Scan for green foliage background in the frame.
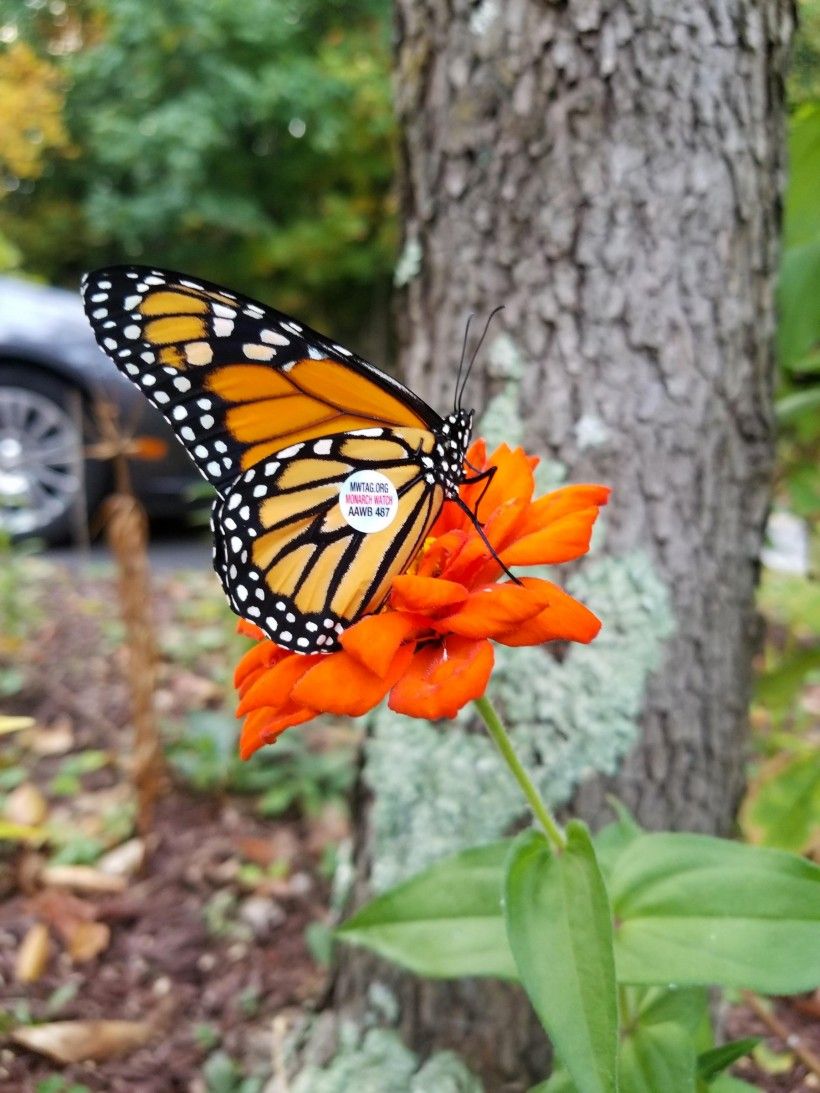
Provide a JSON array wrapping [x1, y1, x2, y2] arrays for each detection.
[[0, 0, 395, 340]]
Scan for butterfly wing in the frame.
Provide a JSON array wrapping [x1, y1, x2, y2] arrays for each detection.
[[81, 265, 442, 494], [213, 429, 444, 651]]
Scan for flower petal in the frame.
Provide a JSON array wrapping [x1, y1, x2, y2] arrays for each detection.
[[391, 574, 468, 614], [340, 611, 419, 677], [236, 618, 266, 642], [494, 578, 601, 646], [439, 582, 548, 639], [236, 652, 321, 716], [233, 639, 288, 694], [294, 643, 415, 716], [516, 484, 611, 537], [239, 706, 315, 760], [500, 506, 604, 566], [389, 636, 494, 720]]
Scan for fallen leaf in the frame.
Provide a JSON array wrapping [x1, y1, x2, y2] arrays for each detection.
[[27, 716, 74, 756], [97, 838, 144, 878], [40, 865, 127, 894], [3, 783, 48, 826], [67, 920, 110, 963], [0, 821, 48, 845], [15, 922, 50, 983], [12, 1019, 154, 1063], [0, 715, 35, 736]]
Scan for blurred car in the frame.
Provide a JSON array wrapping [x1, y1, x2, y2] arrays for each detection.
[[0, 275, 201, 541]]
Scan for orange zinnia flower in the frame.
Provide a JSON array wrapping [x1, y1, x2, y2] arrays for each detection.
[[235, 440, 610, 759]]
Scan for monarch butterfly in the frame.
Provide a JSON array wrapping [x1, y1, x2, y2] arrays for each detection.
[[82, 266, 499, 654]]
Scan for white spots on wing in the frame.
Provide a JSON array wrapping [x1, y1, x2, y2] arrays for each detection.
[[123, 294, 142, 310], [278, 443, 303, 458], [200, 414, 215, 429], [313, 439, 332, 455], [99, 279, 112, 289], [90, 292, 108, 302], [231, 535, 242, 552], [243, 343, 276, 361], [307, 345, 325, 360], [172, 406, 187, 420], [207, 461, 221, 478], [104, 338, 117, 350], [280, 630, 292, 643], [236, 584, 249, 602], [244, 468, 256, 482], [213, 318, 234, 337], [255, 587, 264, 600], [260, 328, 290, 346], [180, 426, 195, 441], [186, 341, 213, 366], [265, 616, 278, 631], [92, 308, 107, 319], [323, 618, 334, 628], [141, 351, 155, 363], [285, 612, 296, 623], [332, 343, 352, 357], [239, 505, 250, 521], [243, 304, 264, 318], [247, 606, 261, 618], [306, 621, 318, 632], [252, 484, 266, 498], [142, 374, 156, 387], [212, 303, 236, 319], [352, 428, 383, 438], [124, 324, 141, 339], [195, 444, 208, 458], [197, 398, 212, 410], [125, 363, 139, 376], [180, 279, 204, 290], [265, 461, 280, 476], [214, 440, 227, 453], [297, 637, 309, 648], [173, 376, 191, 392], [281, 320, 302, 334], [228, 493, 241, 510], [145, 275, 164, 286], [282, 361, 297, 373]]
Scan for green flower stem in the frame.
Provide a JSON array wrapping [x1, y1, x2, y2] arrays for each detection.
[[473, 694, 567, 852]]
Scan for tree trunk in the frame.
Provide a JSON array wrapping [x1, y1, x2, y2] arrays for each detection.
[[321, 1, 794, 1089]]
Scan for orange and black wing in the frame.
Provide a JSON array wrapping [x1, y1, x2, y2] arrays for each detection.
[[81, 265, 442, 494], [213, 430, 444, 651]]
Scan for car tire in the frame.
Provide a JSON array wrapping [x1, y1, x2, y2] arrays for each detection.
[[0, 363, 108, 543]]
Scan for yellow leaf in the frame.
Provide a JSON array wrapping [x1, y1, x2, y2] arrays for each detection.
[[15, 922, 51, 983], [12, 1019, 154, 1063]]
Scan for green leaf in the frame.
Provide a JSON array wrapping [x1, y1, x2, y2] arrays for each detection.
[[610, 833, 820, 992], [337, 842, 515, 979], [776, 385, 820, 423], [708, 1077, 758, 1092], [697, 1039, 760, 1082], [626, 985, 709, 1035], [504, 824, 618, 1093], [619, 1021, 696, 1093], [740, 748, 820, 853], [784, 103, 820, 248], [777, 240, 820, 373], [593, 803, 642, 880]]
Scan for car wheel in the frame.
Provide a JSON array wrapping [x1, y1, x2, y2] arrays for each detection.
[[0, 363, 107, 543]]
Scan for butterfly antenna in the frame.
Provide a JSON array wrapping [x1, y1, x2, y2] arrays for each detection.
[[457, 305, 505, 409], [454, 313, 474, 412], [451, 492, 521, 585]]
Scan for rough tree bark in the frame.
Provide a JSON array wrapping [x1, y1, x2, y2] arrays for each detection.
[[320, 1, 794, 1090]]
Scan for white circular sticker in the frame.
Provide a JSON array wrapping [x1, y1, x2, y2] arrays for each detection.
[[339, 470, 399, 533]]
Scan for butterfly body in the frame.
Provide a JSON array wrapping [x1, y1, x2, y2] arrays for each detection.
[[82, 266, 474, 653]]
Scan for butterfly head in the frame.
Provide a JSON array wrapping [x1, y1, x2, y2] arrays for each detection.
[[434, 408, 474, 498]]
